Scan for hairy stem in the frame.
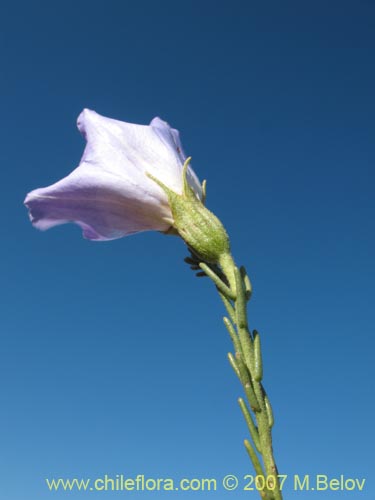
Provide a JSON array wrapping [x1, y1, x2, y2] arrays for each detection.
[[204, 253, 283, 500]]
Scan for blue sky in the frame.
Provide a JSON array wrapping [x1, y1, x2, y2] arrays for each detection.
[[1, 0, 374, 498]]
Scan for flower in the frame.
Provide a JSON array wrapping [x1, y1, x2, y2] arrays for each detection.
[[25, 109, 232, 266], [24, 109, 203, 241]]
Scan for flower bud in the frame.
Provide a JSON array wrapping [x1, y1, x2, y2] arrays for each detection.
[[149, 158, 231, 264]]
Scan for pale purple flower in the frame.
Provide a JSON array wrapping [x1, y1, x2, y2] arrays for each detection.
[[24, 109, 202, 241]]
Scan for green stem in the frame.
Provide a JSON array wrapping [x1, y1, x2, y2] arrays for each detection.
[[208, 252, 283, 500]]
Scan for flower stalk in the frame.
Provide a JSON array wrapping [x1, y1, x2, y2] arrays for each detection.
[[194, 253, 283, 500]]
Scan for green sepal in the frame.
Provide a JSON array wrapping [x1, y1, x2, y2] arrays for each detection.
[[147, 158, 231, 264]]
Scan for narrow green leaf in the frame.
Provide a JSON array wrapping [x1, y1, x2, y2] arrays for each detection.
[[238, 398, 261, 453], [244, 439, 265, 478], [240, 265, 252, 301], [223, 317, 243, 356], [228, 352, 240, 379], [219, 292, 236, 324], [184, 256, 196, 265], [195, 271, 207, 277], [200, 263, 236, 300], [264, 394, 274, 428], [236, 352, 261, 412], [253, 330, 263, 382]]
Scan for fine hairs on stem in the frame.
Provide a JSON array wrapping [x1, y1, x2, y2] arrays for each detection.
[[186, 249, 283, 500]]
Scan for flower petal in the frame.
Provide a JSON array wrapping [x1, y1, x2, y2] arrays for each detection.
[[78, 109, 202, 198], [25, 109, 202, 241], [24, 167, 173, 241]]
